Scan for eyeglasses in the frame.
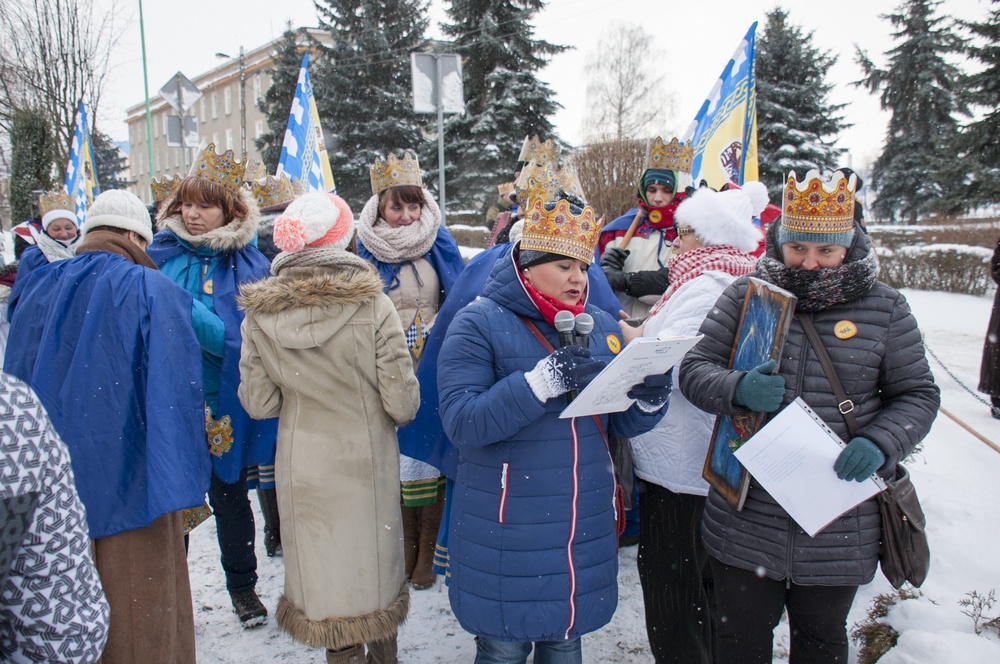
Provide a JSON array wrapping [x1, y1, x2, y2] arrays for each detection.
[[676, 226, 694, 237]]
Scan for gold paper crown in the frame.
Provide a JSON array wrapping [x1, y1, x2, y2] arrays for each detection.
[[514, 159, 586, 209], [646, 136, 693, 174], [521, 135, 560, 167], [250, 174, 301, 209], [244, 159, 267, 182], [782, 169, 856, 235], [370, 151, 423, 195], [519, 198, 603, 265], [516, 135, 531, 162], [189, 143, 247, 193], [38, 189, 76, 217], [150, 175, 183, 203]]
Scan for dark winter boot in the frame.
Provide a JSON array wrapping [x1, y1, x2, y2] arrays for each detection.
[[401, 503, 419, 581], [366, 635, 398, 664], [256, 487, 282, 557], [327, 644, 365, 664], [411, 485, 444, 590], [230, 587, 268, 628]]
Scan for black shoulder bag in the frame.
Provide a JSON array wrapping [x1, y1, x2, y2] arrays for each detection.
[[799, 313, 930, 589]]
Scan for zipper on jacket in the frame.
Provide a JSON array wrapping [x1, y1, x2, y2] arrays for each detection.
[[564, 418, 581, 639], [498, 462, 509, 523], [786, 328, 810, 581]]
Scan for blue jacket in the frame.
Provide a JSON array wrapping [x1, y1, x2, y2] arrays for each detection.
[[437, 247, 667, 642], [4, 250, 210, 539]]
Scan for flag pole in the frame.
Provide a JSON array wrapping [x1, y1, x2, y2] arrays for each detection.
[[138, 0, 155, 199]]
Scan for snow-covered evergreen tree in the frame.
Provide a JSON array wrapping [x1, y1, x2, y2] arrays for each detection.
[[312, 0, 429, 209], [256, 23, 302, 175], [857, 0, 966, 222], [756, 7, 848, 200], [92, 130, 130, 190], [9, 108, 53, 222], [429, 0, 565, 218]]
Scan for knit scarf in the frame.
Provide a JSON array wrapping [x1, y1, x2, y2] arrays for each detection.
[[31, 226, 79, 263], [357, 193, 440, 264], [516, 267, 584, 325], [76, 229, 158, 269], [648, 245, 758, 317], [754, 249, 879, 312]]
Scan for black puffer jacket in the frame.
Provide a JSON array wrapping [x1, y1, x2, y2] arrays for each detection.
[[680, 224, 940, 585]]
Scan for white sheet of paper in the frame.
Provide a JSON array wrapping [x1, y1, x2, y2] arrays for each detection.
[[559, 334, 702, 419], [733, 398, 885, 537]]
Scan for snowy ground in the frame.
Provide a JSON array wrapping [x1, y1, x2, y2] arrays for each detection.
[[187, 287, 1000, 663]]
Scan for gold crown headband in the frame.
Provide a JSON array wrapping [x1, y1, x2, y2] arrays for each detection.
[[520, 198, 603, 265], [782, 169, 856, 234], [646, 136, 693, 174], [189, 143, 247, 193], [370, 151, 423, 195], [250, 174, 301, 209], [38, 189, 76, 217], [514, 158, 586, 209], [151, 175, 183, 203]]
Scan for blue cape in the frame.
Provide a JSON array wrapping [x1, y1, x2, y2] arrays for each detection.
[[147, 231, 278, 483], [8, 246, 50, 315], [356, 226, 466, 297], [5, 252, 211, 539], [397, 242, 623, 478]]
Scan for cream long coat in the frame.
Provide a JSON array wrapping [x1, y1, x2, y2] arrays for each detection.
[[237, 254, 419, 649]]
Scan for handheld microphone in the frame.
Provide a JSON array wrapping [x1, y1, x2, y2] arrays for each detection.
[[574, 313, 594, 349], [554, 310, 576, 348]]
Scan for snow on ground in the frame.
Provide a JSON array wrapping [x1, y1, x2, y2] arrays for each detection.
[[181, 288, 1000, 663]]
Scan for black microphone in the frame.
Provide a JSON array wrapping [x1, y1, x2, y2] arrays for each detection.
[[574, 313, 594, 349], [554, 310, 576, 348]]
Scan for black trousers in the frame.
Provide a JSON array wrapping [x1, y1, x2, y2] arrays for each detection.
[[636, 480, 714, 664], [711, 558, 858, 664]]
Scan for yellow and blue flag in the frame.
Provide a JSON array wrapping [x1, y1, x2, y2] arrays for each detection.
[[275, 54, 335, 193], [684, 23, 758, 189], [64, 101, 100, 224]]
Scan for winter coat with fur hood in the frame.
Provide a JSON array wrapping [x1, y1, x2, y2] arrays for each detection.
[[238, 252, 419, 650]]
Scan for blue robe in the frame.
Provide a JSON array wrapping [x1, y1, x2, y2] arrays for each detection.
[[4, 252, 211, 539]]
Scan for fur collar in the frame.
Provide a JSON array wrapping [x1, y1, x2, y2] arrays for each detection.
[[156, 187, 260, 252], [238, 254, 384, 316]]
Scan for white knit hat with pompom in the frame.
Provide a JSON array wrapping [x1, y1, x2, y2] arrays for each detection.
[[272, 192, 354, 253], [675, 181, 768, 253], [81, 189, 154, 244]]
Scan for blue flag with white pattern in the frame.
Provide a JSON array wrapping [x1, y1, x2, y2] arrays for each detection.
[[64, 101, 100, 225], [275, 54, 335, 193]]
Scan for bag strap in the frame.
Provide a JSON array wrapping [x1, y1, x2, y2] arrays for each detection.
[[798, 312, 860, 437], [515, 313, 608, 443]]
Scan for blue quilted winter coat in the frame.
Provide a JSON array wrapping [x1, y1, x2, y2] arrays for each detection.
[[438, 246, 667, 643]]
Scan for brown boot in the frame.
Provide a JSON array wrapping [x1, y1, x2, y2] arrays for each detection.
[[327, 644, 365, 664], [401, 503, 419, 580], [366, 635, 398, 664], [411, 485, 444, 590]]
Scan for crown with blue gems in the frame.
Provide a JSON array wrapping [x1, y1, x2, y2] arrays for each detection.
[[189, 143, 247, 193], [514, 157, 584, 209], [646, 136, 693, 173], [519, 170, 603, 266], [38, 188, 76, 216], [782, 169, 856, 235], [249, 174, 303, 209], [150, 174, 183, 203], [370, 151, 423, 195]]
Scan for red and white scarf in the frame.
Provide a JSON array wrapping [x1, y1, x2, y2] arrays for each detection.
[[648, 245, 758, 318]]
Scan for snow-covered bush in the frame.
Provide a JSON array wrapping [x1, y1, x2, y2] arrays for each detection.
[[876, 244, 992, 295]]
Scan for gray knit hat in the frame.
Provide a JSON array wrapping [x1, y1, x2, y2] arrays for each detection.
[[81, 190, 154, 244]]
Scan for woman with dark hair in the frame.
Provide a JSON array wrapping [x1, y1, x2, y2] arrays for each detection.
[[147, 144, 277, 628]]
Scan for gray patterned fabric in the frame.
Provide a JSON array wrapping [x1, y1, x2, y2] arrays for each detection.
[[0, 373, 109, 663]]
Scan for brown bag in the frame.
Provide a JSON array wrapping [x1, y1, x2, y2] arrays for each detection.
[[799, 313, 930, 588]]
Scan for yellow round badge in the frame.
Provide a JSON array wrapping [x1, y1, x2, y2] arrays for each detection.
[[607, 334, 622, 355], [648, 209, 663, 224], [203, 279, 214, 295], [834, 320, 857, 340]]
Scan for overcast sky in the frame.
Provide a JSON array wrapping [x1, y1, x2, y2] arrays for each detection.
[[101, 0, 990, 175]]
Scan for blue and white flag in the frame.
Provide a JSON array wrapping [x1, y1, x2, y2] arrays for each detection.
[[275, 54, 335, 193], [64, 101, 100, 225], [683, 23, 758, 190]]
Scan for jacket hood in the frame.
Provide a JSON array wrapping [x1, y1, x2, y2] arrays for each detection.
[[766, 218, 872, 264], [156, 186, 261, 253], [238, 255, 384, 349]]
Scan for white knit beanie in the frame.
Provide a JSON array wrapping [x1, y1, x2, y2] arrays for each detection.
[[82, 190, 154, 244], [272, 192, 354, 253], [675, 181, 768, 253], [42, 208, 78, 231]]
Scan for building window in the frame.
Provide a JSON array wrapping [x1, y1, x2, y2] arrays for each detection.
[[255, 120, 263, 140], [224, 88, 232, 115], [173, 149, 179, 168], [212, 93, 218, 119], [253, 74, 261, 104], [154, 150, 160, 172], [212, 132, 219, 148], [153, 114, 159, 138], [224, 129, 233, 151], [200, 98, 206, 122]]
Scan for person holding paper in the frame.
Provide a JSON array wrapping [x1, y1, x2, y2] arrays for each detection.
[[621, 182, 766, 664], [437, 191, 671, 664], [680, 170, 939, 664]]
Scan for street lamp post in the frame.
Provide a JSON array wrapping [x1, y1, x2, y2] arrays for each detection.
[[215, 47, 247, 158]]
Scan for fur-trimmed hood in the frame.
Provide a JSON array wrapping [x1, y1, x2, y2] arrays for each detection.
[[156, 187, 261, 253]]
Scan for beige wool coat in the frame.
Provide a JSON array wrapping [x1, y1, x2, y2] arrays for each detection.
[[237, 252, 420, 649]]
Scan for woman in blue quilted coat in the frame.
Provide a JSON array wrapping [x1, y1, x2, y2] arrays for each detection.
[[437, 196, 671, 664]]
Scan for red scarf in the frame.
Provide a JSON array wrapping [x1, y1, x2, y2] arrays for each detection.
[[517, 268, 585, 325], [648, 245, 758, 317]]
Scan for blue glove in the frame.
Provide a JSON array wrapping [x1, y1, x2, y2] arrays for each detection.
[[627, 372, 672, 413], [834, 437, 885, 482], [524, 346, 607, 403], [733, 359, 785, 412]]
